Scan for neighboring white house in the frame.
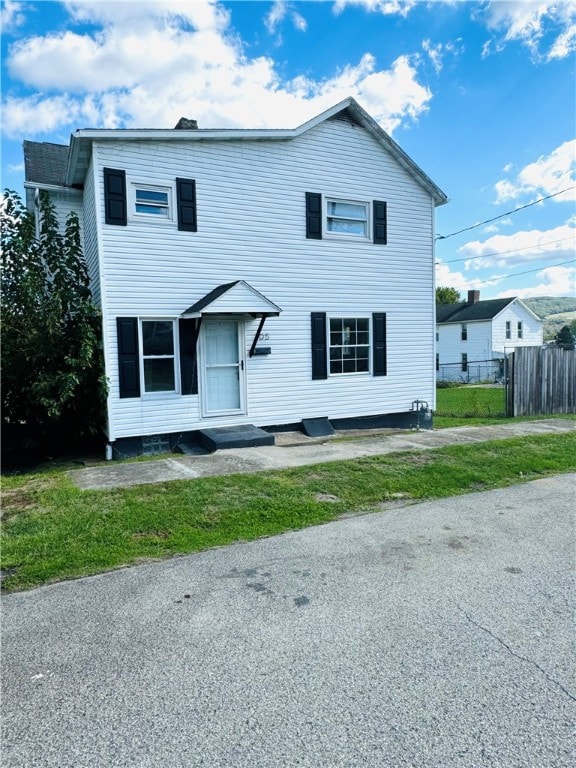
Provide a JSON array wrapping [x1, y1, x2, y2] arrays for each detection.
[[24, 97, 448, 456], [436, 290, 544, 382]]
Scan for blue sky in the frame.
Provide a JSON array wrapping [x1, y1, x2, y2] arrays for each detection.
[[1, 0, 575, 299]]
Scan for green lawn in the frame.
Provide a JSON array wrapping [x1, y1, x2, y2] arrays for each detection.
[[435, 386, 506, 418], [2, 432, 575, 592]]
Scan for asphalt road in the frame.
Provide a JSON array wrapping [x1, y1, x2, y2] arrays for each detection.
[[2, 475, 575, 767]]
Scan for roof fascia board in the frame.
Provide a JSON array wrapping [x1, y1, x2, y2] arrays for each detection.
[[24, 181, 81, 194], [66, 96, 448, 205]]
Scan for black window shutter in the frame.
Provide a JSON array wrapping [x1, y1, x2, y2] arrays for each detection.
[[179, 319, 199, 395], [104, 168, 127, 226], [372, 313, 387, 376], [117, 317, 140, 397], [373, 200, 387, 244], [176, 178, 197, 232], [306, 193, 322, 239], [311, 312, 327, 379]]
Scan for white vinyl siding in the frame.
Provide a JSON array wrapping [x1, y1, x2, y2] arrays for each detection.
[[94, 117, 437, 439]]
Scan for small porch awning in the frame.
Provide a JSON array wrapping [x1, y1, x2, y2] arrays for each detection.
[[181, 280, 282, 318]]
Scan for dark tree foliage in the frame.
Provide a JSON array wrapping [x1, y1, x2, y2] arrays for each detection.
[[1, 189, 107, 446], [436, 286, 461, 304], [555, 325, 575, 350]]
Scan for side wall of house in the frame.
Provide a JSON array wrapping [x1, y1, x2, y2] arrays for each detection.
[[93, 117, 438, 440], [81, 159, 101, 306], [45, 189, 83, 234], [437, 320, 493, 379], [492, 302, 543, 353]]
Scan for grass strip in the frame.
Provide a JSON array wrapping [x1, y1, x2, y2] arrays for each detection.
[[2, 432, 575, 592]]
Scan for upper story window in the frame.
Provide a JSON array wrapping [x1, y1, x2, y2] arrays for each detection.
[[517, 321, 523, 338], [329, 317, 370, 374], [505, 321, 511, 339], [325, 199, 369, 239], [461, 323, 467, 341], [141, 319, 177, 393], [133, 185, 171, 219]]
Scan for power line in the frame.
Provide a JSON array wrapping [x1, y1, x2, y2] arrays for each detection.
[[437, 236, 575, 265], [435, 258, 576, 287], [435, 186, 576, 241]]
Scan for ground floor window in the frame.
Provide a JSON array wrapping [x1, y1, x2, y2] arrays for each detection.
[[461, 353, 468, 372], [329, 317, 370, 374], [141, 319, 176, 393]]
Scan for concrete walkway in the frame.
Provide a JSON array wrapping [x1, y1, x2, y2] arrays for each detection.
[[68, 419, 576, 490]]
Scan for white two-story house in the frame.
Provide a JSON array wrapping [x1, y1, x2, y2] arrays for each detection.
[[436, 290, 543, 382], [24, 97, 448, 456]]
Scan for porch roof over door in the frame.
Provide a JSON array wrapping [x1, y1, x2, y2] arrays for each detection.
[[181, 280, 282, 318]]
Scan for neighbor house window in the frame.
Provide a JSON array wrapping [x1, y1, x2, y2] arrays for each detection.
[[505, 321, 511, 339], [461, 353, 468, 372], [141, 320, 176, 392], [133, 185, 171, 218], [329, 317, 370, 374], [517, 321, 523, 339], [325, 199, 369, 238], [436, 353, 439, 371], [461, 323, 467, 341]]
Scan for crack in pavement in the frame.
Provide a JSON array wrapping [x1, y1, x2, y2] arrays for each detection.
[[455, 603, 576, 704]]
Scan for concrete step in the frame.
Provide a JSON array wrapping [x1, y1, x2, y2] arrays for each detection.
[[196, 424, 275, 452]]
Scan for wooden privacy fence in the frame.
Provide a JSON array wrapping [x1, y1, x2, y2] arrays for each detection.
[[507, 347, 576, 416]]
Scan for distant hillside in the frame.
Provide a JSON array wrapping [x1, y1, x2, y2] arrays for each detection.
[[523, 296, 576, 340], [523, 296, 576, 318]]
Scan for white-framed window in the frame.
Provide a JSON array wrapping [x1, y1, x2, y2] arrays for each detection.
[[461, 323, 468, 341], [505, 321, 511, 339], [517, 321, 523, 339], [131, 184, 172, 219], [329, 316, 370, 374], [140, 319, 178, 393], [325, 198, 369, 239], [461, 353, 468, 372]]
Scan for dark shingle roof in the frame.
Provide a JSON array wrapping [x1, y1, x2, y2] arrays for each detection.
[[436, 298, 515, 323], [23, 141, 69, 186]]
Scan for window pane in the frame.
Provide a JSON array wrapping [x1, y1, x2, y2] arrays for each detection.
[[327, 218, 367, 235], [327, 201, 366, 219], [142, 321, 174, 355], [330, 360, 343, 374], [136, 204, 168, 216], [144, 359, 175, 392], [136, 189, 168, 204]]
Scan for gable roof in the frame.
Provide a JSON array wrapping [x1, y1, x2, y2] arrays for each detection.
[[182, 281, 282, 318], [57, 97, 447, 205], [23, 140, 69, 186], [437, 297, 542, 324]]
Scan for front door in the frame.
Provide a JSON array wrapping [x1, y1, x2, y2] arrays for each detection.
[[201, 318, 245, 416]]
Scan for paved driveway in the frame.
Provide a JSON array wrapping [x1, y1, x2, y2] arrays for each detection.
[[2, 475, 575, 767]]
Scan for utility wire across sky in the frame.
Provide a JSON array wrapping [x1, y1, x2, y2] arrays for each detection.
[[437, 235, 575, 265], [435, 186, 576, 241]]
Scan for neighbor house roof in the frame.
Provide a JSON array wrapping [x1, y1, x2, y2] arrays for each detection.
[[24, 97, 447, 205], [437, 298, 517, 323], [23, 141, 69, 186]]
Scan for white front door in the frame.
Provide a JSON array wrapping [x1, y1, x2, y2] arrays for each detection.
[[201, 318, 245, 416]]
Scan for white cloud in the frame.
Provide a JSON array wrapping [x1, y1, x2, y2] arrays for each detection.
[[494, 140, 576, 203], [2, 2, 432, 138], [497, 265, 576, 298], [481, 0, 576, 61], [458, 223, 576, 270], [422, 38, 464, 74], [333, 0, 416, 17], [0, 0, 26, 33], [435, 261, 473, 293], [265, 1, 307, 34]]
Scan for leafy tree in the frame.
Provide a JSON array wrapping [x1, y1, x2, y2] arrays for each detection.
[[1, 189, 107, 447], [436, 286, 461, 304], [555, 325, 575, 350]]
